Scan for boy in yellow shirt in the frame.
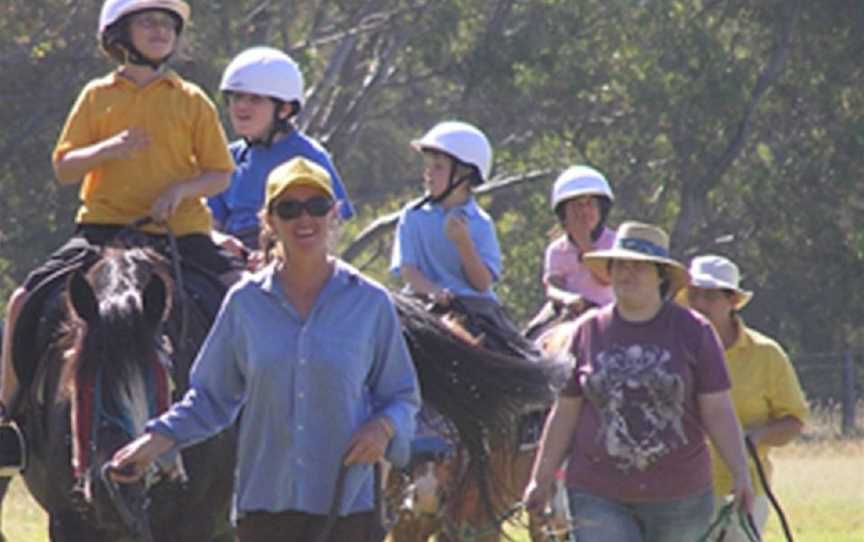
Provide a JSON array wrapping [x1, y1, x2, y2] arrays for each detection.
[[0, 0, 236, 468], [682, 255, 808, 541]]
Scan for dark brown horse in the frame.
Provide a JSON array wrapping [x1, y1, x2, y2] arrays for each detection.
[[10, 247, 235, 541], [385, 295, 571, 542]]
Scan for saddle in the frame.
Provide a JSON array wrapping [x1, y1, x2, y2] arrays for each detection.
[[13, 247, 100, 391], [432, 296, 539, 360]]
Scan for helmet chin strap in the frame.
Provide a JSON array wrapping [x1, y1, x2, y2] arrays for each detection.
[[122, 41, 172, 71], [411, 169, 473, 210], [241, 103, 294, 160]]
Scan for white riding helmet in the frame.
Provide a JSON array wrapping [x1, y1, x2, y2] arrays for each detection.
[[99, 0, 190, 34], [411, 121, 493, 182], [220, 47, 305, 105], [550, 165, 615, 210]]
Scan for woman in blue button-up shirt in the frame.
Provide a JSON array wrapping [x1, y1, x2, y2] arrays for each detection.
[[111, 157, 421, 542]]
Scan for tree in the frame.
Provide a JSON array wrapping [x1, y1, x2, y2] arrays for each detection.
[[1, 0, 861, 359]]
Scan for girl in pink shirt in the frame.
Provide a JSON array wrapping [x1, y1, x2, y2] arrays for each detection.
[[526, 166, 616, 337]]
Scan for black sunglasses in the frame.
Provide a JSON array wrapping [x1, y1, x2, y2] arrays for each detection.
[[272, 196, 334, 220]]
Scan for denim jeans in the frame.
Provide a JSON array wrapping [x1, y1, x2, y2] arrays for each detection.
[[568, 488, 714, 542]]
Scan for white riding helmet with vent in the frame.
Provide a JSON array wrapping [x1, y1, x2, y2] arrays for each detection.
[[550, 165, 615, 210], [411, 121, 493, 182], [220, 47, 305, 105], [99, 0, 190, 33]]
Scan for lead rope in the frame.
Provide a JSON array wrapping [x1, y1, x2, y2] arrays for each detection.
[[696, 500, 760, 542], [313, 463, 350, 542], [100, 463, 156, 542], [696, 433, 797, 542], [746, 435, 795, 542]]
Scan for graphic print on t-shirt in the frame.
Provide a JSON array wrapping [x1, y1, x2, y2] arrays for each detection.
[[583, 344, 687, 472]]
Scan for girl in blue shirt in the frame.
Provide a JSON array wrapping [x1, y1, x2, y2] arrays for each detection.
[[111, 158, 420, 542], [209, 47, 354, 254]]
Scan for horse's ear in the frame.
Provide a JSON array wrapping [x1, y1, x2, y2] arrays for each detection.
[[142, 274, 169, 325], [68, 270, 99, 323]]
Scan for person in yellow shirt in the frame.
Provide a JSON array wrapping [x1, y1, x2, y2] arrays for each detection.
[[681, 255, 808, 541], [0, 0, 236, 469]]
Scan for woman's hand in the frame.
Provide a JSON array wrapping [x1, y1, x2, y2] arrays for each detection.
[[731, 471, 756, 516], [523, 476, 556, 513], [109, 432, 176, 483], [343, 417, 393, 465]]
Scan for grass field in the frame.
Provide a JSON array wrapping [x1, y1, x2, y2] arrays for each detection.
[[2, 439, 862, 541]]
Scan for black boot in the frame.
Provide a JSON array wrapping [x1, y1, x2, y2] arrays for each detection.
[[0, 423, 25, 474]]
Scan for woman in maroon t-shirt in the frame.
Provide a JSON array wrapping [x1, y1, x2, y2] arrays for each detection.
[[524, 222, 754, 542]]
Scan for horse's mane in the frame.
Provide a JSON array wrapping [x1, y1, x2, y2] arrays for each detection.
[[392, 293, 562, 527]]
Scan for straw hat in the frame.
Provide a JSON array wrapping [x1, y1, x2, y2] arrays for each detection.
[[683, 254, 753, 309], [583, 221, 689, 297], [265, 157, 334, 209]]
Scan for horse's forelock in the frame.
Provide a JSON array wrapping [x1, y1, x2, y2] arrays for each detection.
[[59, 249, 172, 397], [89, 248, 174, 320]]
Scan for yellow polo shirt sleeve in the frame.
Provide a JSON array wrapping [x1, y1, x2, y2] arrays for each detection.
[[53, 81, 98, 164], [189, 87, 235, 174]]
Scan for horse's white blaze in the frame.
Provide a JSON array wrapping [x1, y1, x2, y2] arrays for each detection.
[[412, 462, 440, 515], [117, 366, 151, 438]]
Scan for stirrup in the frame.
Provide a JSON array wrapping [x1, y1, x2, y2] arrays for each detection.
[[0, 422, 26, 476]]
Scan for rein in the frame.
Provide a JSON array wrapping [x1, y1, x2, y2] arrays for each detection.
[[99, 464, 155, 542]]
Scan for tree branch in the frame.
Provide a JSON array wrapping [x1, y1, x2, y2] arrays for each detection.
[[671, 0, 800, 252], [341, 169, 553, 263], [699, 1, 799, 188]]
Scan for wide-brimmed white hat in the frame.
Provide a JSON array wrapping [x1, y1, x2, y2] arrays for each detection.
[[583, 221, 689, 297], [686, 254, 753, 309]]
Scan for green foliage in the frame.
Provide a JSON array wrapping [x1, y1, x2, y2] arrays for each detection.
[[0, 0, 862, 354]]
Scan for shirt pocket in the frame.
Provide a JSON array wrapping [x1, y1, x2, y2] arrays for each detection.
[[312, 337, 374, 400]]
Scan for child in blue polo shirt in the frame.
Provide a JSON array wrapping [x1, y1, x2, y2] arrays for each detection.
[[209, 46, 354, 253], [390, 121, 520, 344]]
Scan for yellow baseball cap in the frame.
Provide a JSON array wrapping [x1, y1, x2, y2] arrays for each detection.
[[265, 157, 335, 209]]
